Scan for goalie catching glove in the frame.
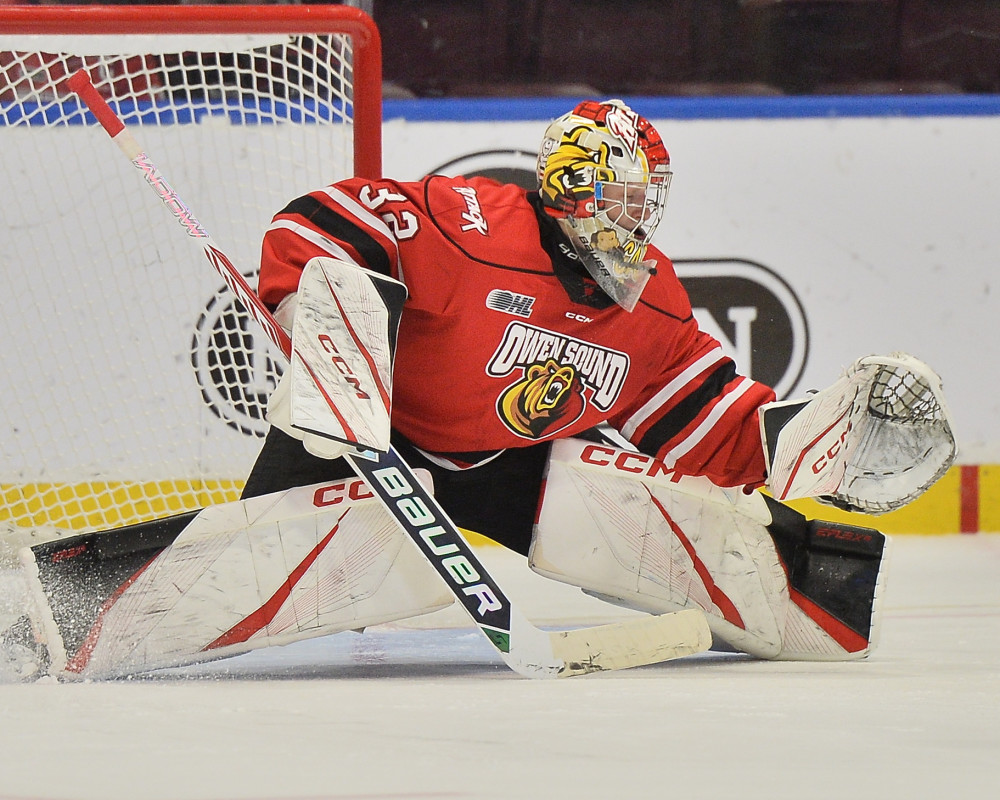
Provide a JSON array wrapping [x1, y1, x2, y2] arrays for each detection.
[[266, 257, 407, 458], [761, 352, 956, 514]]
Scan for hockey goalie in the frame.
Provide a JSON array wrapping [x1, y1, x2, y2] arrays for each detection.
[[1, 99, 956, 680]]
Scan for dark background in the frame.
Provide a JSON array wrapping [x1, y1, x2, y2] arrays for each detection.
[[29, 1, 1000, 98], [367, 0, 1000, 98]]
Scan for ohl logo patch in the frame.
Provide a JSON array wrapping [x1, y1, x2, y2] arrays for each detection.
[[488, 322, 629, 440]]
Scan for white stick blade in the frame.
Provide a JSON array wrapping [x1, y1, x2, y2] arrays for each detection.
[[551, 609, 711, 677]]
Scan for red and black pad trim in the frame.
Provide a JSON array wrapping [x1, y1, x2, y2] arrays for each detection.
[[764, 496, 885, 649]]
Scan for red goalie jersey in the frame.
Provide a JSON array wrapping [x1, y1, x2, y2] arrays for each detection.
[[257, 175, 775, 487]]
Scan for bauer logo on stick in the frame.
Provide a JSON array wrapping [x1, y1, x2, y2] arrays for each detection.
[[369, 465, 507, 623]]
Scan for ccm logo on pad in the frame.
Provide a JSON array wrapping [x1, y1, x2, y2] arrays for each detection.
[[313, 479, 374, 507], [579, 444, 679, 480], [317, 334, 370, 400], [811, 419, 852, 475]]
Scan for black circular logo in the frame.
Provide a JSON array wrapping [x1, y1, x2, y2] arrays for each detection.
[[429, 148, 538, 189], [676, 259, 809, 398], [191, 281, 285, 437]]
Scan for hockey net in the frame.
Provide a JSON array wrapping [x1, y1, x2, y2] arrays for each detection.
[[0, 5, 382, 532]]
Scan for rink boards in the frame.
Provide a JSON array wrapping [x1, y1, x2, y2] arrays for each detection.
[[3, 94, 998, 534]]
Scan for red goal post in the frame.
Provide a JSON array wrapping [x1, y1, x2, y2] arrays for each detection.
[[0, 4, 383, 178], [0, 5, 383, 532]]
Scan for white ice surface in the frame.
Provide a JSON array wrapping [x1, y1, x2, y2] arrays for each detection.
[[0, 534, 997, 800]]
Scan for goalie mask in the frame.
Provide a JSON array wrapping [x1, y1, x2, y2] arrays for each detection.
[[537, 99, 671, 311]]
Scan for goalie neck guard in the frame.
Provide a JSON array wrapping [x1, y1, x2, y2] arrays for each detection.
[[536, 99, 672, 312]]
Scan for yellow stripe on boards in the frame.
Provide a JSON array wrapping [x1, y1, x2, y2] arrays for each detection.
[[1, 480, 243, 531], [3, 465, 995, 536]]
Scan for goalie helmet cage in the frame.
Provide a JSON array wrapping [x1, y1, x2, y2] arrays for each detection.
[[0, 4, 383, 532]]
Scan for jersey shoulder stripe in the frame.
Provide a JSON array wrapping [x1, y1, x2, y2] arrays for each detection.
[[265, 220, 358, 263], [658, 375, 755, 464], [619, 347, 730, 440], [278, 195, 394, 277]]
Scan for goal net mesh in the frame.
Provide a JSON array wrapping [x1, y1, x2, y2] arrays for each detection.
[[0, 10, 379, 532]]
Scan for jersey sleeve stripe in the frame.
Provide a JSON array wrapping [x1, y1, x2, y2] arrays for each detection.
[[266, 219, 359, 264], [278, 196, 394, 277], [656, 376, 755, 465], [619, 347, 731, 440], [631, 359, 738, 454], [321, 186, 397, 243]]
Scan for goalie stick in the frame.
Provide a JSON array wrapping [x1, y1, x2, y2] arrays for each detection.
[[66, 69, 711, 678]]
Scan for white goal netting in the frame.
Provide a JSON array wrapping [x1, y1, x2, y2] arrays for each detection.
[[0, 6, 382, 532]]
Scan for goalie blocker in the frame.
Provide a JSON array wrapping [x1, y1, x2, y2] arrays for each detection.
[[266, 256, 407, 459], [530, 438, 889, 661]]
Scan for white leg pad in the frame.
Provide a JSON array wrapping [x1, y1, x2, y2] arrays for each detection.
[[19, 477, 454, 679], [529, 439, 886, 661]]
